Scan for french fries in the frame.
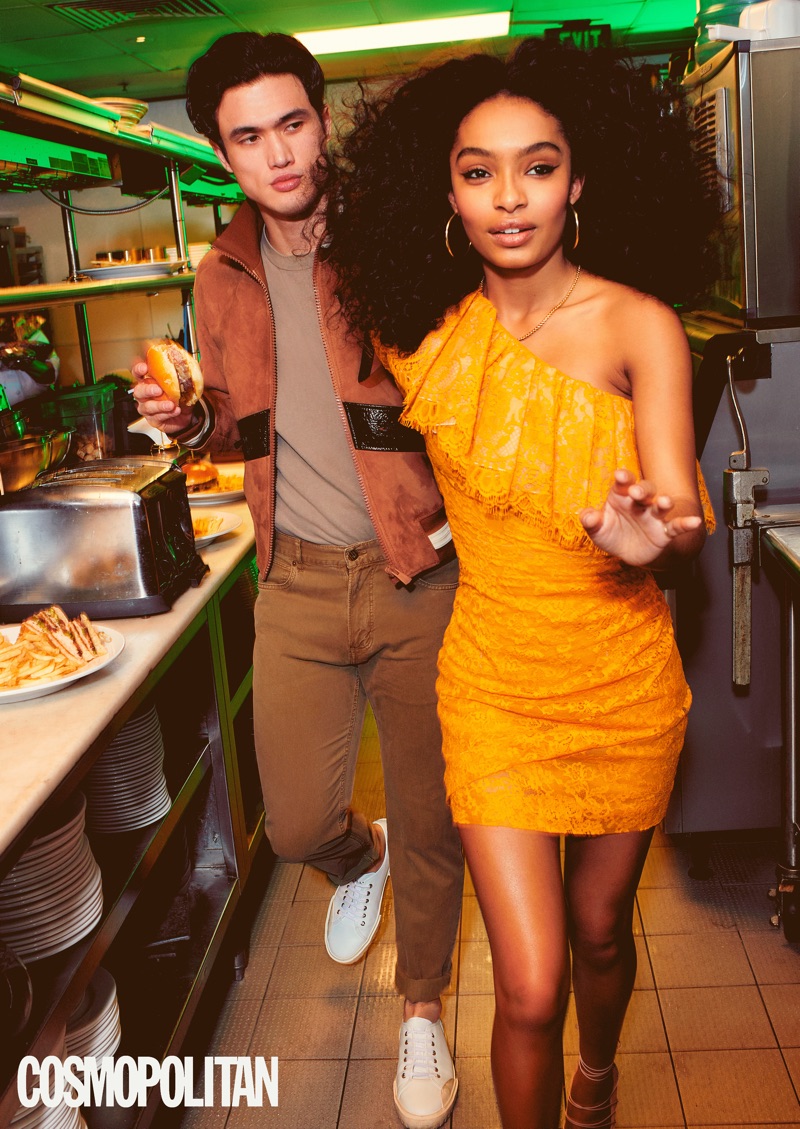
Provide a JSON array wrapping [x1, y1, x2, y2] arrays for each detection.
[[192, 515, 224, 539], [0, 606, 108, 691], [216, 472, 243, 493]]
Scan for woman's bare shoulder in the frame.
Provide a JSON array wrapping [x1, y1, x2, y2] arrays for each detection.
[[585, 276, 686, 354], [587, 274, 679, 322]]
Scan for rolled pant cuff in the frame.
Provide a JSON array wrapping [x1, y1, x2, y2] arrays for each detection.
[[395, 969, 453, 1004], [335, 841, 381, 886]]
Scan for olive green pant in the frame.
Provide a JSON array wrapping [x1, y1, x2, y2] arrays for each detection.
[[253, 530, 464, 1001]]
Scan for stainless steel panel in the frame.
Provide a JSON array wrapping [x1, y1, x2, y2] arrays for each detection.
[[750, 43, 800, 319], [670, 337, 800, 832]]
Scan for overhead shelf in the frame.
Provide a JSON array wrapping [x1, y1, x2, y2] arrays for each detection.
[[0, 68, 244, 205], [0, 270, 197, 312]]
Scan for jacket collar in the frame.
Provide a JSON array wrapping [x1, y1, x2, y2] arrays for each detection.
[[211, 199, 265, 277], [212, 198, 327, 276]]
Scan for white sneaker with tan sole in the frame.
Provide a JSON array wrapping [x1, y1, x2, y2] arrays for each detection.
[[394, 1016, 458, 1129], [324, 817, 389, 965]]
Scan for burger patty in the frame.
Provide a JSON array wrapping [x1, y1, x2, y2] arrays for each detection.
[[187, 475, 217, 492], [162, 342, 195, 401]]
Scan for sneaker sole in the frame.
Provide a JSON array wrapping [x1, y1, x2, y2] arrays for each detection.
[[392, 1079, 458, 1129], [323, 869, 390, 965]]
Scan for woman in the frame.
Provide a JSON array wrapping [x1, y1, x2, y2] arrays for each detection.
[[328, 38, 716, 1129]]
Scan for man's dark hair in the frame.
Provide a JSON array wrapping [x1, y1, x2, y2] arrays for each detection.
[[186, 32, 325, 148]]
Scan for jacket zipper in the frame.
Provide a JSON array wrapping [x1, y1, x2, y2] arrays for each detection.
[[310, 255, 398, 573], [222, 251, 279, 582]]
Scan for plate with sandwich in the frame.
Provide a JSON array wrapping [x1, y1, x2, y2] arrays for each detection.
[[0, 606, 125, 705], [184, 458, 245, 504]]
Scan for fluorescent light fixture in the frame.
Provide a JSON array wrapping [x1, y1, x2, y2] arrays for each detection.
[[295, 12, 511, 56]]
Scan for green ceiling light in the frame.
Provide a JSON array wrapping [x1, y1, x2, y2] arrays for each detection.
[[295, 12, 511, 56]]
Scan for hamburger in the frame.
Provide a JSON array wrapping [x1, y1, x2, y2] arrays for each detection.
[[183, 458, 219, 494], [146, 339, 204, 408]]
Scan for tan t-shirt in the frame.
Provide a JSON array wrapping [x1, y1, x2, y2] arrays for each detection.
[[261, 231, 376, 546]]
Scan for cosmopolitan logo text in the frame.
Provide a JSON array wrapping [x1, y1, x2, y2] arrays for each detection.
[[18, 1056, 279, 1108]]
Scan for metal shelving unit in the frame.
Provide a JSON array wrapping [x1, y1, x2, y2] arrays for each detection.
[[0, 71, 261, 1129], [0, 271, 197, 313], [0, 66, 243, 371], [0, 566, 263, 1129]]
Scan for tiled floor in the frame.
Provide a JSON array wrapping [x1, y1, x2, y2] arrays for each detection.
[[184, 712, 800, 1128]]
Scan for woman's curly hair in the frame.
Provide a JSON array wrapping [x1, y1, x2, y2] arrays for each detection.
[[326, 37, 719, 355]]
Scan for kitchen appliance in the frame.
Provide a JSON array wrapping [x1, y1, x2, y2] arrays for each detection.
[[668, 40, 800, 835], [38, 383, 115, 463], [0, 458, 208, 619], [685, 36, 800, 327]]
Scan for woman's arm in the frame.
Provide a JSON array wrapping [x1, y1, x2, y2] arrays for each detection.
[[580, 295, 706, 569]]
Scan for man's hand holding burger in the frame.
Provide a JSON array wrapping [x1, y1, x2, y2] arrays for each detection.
[[132, 339, 204, 435]]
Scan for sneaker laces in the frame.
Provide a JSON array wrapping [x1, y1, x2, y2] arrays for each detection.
[[400, 1024, 440, 1082], [334, 873, 375, 925]]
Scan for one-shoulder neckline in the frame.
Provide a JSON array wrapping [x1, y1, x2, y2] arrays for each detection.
[[472, 290, 633, 407]]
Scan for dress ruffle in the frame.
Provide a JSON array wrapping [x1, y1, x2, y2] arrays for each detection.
[[381, 290, 715, 547], [378, 290, 714, 833]]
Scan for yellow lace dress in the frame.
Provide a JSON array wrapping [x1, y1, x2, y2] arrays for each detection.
[[382, 290, 713, 835]]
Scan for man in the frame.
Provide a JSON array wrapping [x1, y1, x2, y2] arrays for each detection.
[[133, 32, 463, 1129]]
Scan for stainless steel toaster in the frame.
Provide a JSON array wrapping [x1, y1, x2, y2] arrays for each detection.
[[0, 457, 209, 619]]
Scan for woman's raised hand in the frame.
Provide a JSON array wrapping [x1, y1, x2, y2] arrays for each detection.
[[579, 469, 703, 567]]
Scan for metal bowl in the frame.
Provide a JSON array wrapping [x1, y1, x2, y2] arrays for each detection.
[[46, 427, 74, 472], [0, 428, 74, 493]]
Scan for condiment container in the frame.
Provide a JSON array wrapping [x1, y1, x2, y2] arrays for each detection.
[[39, 383, 115, 462]]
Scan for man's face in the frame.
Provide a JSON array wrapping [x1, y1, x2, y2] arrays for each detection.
[[212, 73, 329, 223]]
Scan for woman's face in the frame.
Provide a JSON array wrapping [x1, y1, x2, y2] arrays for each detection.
[[448, 94, 582, 272]]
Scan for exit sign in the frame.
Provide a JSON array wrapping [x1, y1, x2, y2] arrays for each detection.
[[545, 21, 612, 49]]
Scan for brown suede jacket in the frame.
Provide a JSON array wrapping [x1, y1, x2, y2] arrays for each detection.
[[193, 200, 450, 584]]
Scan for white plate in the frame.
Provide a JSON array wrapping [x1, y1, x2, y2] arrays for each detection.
[[9, 883, 103, 952], [68, 966, 117, 1033], [0, 865, 102, 935], [76, 261, 189, 281], [21, 895, 103, 963], [187, 463, 245, 505], [0, 841, 95, 910], [0, 625, 124, 705], [188, 484, 245, 505], [192, 509, 243, 547]]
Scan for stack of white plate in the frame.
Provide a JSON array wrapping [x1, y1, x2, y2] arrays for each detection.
[[11, 1103, 87, 1129], [84, 705, 171, 833], [11, 1024, 88, 1129], [0, 795, 103, 963], [188, 241, 212, 268], [65, 966, 121, 1059]]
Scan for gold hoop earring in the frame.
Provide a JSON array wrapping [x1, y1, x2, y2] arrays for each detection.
[[571, 205, 580, 252], [445, 212, 472, 258]]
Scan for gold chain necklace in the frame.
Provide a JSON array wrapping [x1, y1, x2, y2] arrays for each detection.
[[482, 265, 582, 342]]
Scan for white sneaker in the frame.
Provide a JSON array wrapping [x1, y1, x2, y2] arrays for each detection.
[[324, 818, 389, 964], [394, 1017, 458, 1129]]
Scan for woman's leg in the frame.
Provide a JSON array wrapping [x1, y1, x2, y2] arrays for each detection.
[[562, 828, 655, 1123], [459, 825, 570, 1129]]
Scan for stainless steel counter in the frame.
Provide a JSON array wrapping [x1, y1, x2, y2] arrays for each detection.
[[758, 525, 800, 942]]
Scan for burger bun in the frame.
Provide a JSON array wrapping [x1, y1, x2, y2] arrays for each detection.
[[183, 458, 219, 493], [146, 339, 204, 408]]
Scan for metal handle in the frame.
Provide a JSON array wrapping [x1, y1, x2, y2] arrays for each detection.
[[723, 350, 770, 687], [727, 348, 750, 470]]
